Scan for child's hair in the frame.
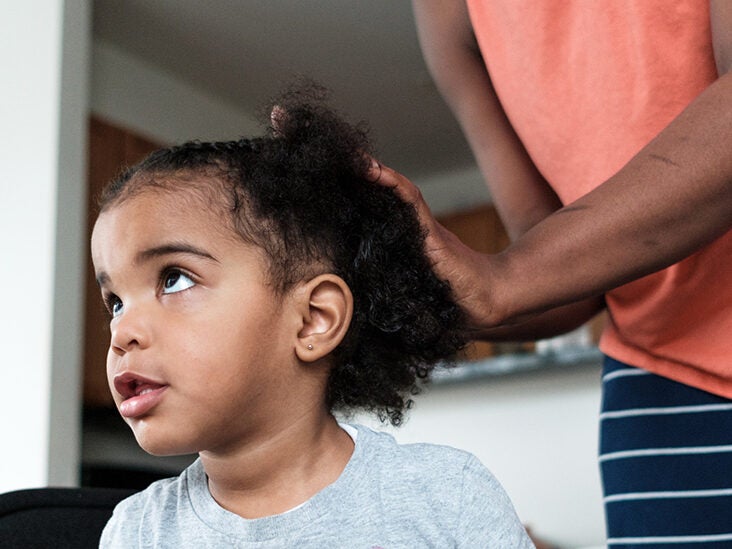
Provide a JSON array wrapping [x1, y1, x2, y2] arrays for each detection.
[[98, 83, 466, 426]]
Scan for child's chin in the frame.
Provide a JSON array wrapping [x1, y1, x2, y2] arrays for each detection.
[[131, 426, 196, 457]]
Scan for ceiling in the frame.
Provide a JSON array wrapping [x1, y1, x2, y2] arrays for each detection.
[[92, 0, 477, 182]]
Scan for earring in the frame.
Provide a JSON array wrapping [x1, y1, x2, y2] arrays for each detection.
[[307, 344, 314, 350]]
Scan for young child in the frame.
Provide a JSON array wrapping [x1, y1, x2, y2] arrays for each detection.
[[94, 87, 534, 547]]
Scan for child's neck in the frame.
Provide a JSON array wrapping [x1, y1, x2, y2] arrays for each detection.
[[200, 412, 354, 519]]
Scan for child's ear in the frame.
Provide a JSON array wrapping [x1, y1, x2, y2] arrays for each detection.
[[294, 274, 353, 363]]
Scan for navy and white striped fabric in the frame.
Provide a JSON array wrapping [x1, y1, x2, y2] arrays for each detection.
[[600, 356, 732, 548]]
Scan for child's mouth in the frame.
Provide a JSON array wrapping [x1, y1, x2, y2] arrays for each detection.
[[114, 373, 168, 418]]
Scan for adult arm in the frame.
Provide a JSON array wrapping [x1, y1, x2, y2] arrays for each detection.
[[492, 0, 732, 325], [395, 0, 732, 336], [409, 0, 605, 338], [412, 0, 561, 240]]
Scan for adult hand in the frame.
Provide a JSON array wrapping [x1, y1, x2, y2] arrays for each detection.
[[369, 160, 505, 332], [369, 160, 611, 342]]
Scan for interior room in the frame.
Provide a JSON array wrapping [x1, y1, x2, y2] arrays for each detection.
[[3, 2, 607, 546]]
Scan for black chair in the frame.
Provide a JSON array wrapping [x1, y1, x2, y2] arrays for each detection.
[[0, 487, 135, 548]]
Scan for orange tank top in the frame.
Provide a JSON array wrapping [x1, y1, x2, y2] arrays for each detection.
[[466, 0, 732, 397]]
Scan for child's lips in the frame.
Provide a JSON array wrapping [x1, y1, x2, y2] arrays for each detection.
[[114, 372, 168, 418]]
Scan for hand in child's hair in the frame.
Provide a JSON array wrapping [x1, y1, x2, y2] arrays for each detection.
[[370, 160, 502, 334]]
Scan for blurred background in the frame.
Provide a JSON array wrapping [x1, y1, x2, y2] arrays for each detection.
[[2, 2, 605, 546]]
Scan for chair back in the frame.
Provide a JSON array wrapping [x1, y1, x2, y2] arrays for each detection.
[[0, 487, 135, 548]]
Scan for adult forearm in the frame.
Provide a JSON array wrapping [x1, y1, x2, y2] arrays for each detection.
[[474, 296, 606, 342], [413, 0, 563, 240], [492, 72, 732, 323]]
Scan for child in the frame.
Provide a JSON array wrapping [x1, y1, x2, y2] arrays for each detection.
[[94, 86, 534, 547]]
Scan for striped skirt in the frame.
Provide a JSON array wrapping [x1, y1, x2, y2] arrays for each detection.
[[600, 356, 732, 548]]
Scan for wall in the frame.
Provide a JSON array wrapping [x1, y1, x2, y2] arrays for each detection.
[[91, 40, 259, 145], [1, 0, 89, 491], [89, 39, 606, 547]]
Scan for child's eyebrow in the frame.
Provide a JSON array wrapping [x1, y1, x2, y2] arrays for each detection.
[[95, 243, 219, 288], [135, 243, 219, 264], [96, 272, 110, 287]]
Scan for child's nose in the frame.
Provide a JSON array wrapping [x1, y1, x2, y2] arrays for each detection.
[[109, 303, 151, 355]]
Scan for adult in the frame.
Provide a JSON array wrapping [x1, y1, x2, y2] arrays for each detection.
[[377, 1, 732, 545]]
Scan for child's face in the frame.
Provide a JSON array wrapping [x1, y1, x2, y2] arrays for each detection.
[[91, 185, 307, 457]]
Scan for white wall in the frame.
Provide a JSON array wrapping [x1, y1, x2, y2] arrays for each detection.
[[91, 40, 260, 145], [1, 0, 90, 491]]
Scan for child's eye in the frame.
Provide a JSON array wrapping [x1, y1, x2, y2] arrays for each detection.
[[162, 270, 196, 294], [105, 294, 123, 318]]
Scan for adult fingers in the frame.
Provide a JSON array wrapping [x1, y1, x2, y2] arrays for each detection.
[[367, 158, 432, 218]]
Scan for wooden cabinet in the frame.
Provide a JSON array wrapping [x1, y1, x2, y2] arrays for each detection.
[[437, 204, 510, 255], [83, 117, 161, 407]]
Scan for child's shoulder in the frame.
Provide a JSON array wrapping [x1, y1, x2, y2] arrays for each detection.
[[351, 423, 501, 499], [100, 462, 203, 546], [115, 464, 193, 508], [348, 424, 531, 544], [354, 423, 480, 467]]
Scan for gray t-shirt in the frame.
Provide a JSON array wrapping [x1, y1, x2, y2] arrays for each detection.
[[100, 424, 534, 548]]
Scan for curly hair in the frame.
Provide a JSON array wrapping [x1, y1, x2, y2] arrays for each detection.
[[99, 84, 466, 425]]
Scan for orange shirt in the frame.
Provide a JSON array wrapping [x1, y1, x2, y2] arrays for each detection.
[[466, 0, 732, 397]]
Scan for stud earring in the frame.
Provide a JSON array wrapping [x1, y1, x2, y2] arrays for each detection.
[[307, 344, 314, 350]]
